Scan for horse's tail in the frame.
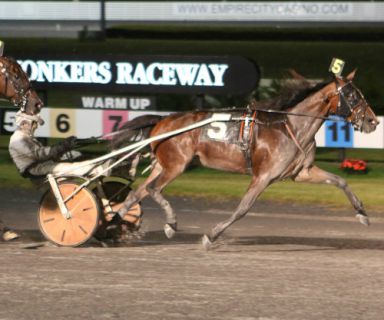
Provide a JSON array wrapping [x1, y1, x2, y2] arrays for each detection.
[[109, 114, 163, 150]]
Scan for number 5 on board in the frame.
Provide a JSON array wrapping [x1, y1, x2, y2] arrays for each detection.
[[329, 58, 345, 76]]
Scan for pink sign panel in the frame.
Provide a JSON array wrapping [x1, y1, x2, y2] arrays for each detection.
[[102, 110, 129, 139]]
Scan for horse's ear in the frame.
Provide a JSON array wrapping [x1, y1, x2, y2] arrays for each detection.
[[288, 69, 306, 81], [346, 69, 357, 81]]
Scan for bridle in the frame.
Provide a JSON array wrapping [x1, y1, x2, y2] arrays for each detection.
[[327, 79, 368, 126], [207, 78, 369, 125], [236, 78, 371, 155], [0, 57, 34, 112]]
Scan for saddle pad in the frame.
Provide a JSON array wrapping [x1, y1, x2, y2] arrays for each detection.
[[200, 112, 248, 145]]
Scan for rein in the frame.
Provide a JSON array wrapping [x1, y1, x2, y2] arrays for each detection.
[[231, 108, 346, 122], [208, 107, 348, 123]]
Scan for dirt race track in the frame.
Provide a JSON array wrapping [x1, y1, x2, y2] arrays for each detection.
[[1, 187, 384, 320]]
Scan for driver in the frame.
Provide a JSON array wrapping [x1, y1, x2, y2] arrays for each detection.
[[9, 111, 107, 178]]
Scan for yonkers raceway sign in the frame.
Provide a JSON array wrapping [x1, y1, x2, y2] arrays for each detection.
[[17, 54, 260, 95]]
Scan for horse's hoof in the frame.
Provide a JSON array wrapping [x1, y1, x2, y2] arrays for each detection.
[[2, 230, 20, 241], [356, 214, 370, 226], [164, 224, 176, 239], [202, 234, 213, 250]]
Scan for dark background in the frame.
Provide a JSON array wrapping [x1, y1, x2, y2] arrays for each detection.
[[2, 24, 384, 113]]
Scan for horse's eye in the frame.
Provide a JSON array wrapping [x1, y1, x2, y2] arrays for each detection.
[[347, 91, 357, 99]]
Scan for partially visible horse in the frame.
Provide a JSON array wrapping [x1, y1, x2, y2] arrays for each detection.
[[110, 114, 163, 179], [0, 56, 43, 115], [116, 71, 379, 249], [0, 55, 43, 241]]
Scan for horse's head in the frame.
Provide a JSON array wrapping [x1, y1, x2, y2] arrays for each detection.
[[328, 70, 379, 133], [0, 56, 43, 115]]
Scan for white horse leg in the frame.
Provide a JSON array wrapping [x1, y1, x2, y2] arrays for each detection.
[[145, 163, 187, 239], [146, 186, 177, 239], [128, 153, 141, 179]]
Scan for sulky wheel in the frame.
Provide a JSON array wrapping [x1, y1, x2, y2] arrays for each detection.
[[92, 177, 142, 241], [38, 181, 100, 247], [92, 177, 142, 224]]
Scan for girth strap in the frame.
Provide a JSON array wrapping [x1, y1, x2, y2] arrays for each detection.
[[239, 111, 257, 146], [239, 111, 257, 174]]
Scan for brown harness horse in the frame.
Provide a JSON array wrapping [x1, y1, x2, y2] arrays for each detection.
[[117, 71, 379, 249], [0, 56, 43, 115]]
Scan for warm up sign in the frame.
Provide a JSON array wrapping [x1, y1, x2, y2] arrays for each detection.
[[1, 108, 383, 148], [17, 54, 260, 94]]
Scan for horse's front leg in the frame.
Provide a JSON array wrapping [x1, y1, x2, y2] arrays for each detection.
[[293, 165, 370, 226], [203, 175, 270, 250]]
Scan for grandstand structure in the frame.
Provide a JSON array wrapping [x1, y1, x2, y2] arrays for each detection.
[[1, 1, 384, 38]]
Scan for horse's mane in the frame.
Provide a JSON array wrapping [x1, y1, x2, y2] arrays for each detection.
[[252, 78, 332, 111], [1, 56, 20, 68]]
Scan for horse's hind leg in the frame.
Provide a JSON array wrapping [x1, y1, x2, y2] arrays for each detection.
[[146, 164, 187, 239], [117, 162, 163, 218], [203, 176, 269, 250], [128, 153, 141, 179], [293, 165, 370, 226]]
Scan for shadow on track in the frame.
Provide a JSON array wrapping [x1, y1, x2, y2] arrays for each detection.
[[6, 229, 384, 251], [230, 235, 384, 250]]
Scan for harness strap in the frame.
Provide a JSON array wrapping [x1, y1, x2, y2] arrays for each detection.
[[238, 111, 257, 174], [238, 112, 247, 143], [249, 111, 257, 139], [238, 111, 257, 144], [284, 122, 306, 156]]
